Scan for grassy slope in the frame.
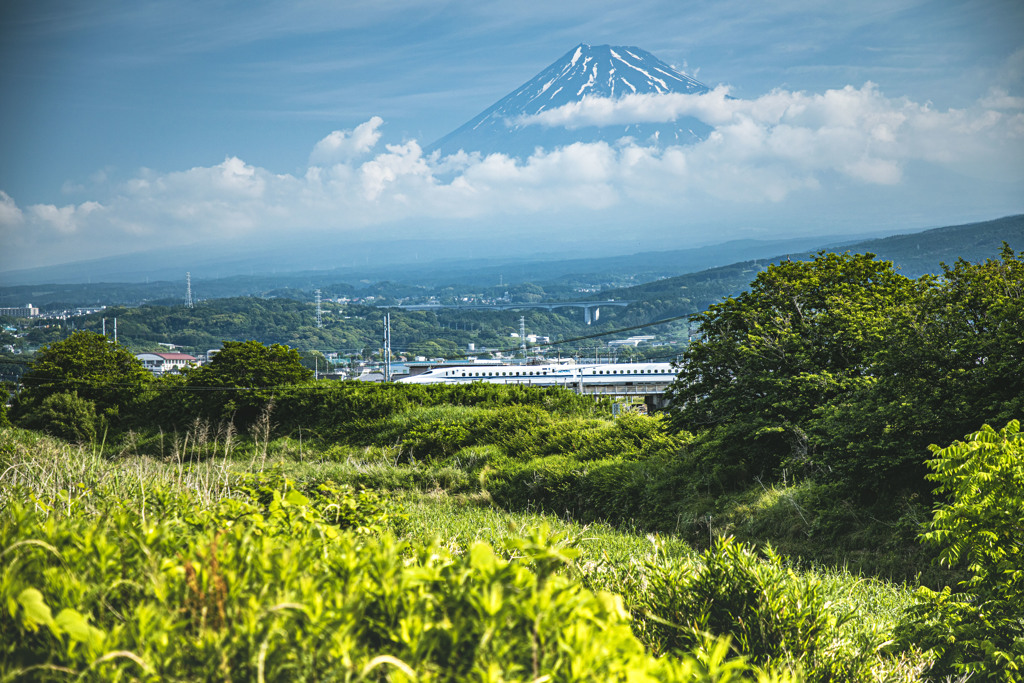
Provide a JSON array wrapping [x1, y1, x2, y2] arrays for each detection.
[[1, 426, 933, 681]]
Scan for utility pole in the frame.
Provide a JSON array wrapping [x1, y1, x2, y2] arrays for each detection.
[[315, 289, 323, 329]]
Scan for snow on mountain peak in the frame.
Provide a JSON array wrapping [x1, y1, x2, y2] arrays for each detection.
[[429, 44, 711, 158]]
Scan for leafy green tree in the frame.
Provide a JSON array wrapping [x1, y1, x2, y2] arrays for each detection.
[[814, 245, 1024, 491], [12, 331, 150, 423], [895, 421, 1024, 681], [666, 252, 919, 482], [191, 340, 312, 387], [179, 340, 312, 428]]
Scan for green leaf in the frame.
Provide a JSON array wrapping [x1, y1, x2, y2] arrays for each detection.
[[17, 587, 55, 632], [55, 608, 105, 649]]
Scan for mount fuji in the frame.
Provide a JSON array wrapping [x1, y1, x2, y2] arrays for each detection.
[[428, 43, 712, 159]]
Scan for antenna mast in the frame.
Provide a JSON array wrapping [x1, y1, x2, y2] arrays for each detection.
[[315, 289, 323, 329], [185, 272, 194, 309]]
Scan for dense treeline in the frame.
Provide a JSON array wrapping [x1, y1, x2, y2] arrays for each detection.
[[54, 297, 655, 358]]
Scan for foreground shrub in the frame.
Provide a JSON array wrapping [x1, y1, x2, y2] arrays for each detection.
[[18, 391, 99, 444], [895, 420, 1024, 681], [1, 478, 797, 681], [623, 537, 873, 682]]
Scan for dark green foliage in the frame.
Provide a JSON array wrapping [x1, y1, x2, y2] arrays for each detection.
[[18, 391, 98, 444], [667, 252, 918, 481], [166, 340, 312, 429], [186, 339, 312, 389], [12, 331, 150, 421], [578, 412, 685, 461], [486, 417, 691, 527], [269, 381, 602, 445], [668, 246, 1024, 497], [623, 537, 865, 681], [465, 404, 555, 453], [814, 246, 1024, 492], [895, 421, 1024, 681], [403, 416, 473, 461]]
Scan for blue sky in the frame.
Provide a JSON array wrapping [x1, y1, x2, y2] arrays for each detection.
[[1, 0, 1023, 272]]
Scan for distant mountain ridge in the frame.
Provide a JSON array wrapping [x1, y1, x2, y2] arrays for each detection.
[[428, 43, 712, 158], [607, 214, 1024, 304]]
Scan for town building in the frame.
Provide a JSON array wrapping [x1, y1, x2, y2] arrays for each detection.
[[135, 352, 199, 375], [0, 304, 39, 318]]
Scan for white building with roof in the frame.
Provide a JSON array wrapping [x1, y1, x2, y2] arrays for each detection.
[[136, 352, 199, 375]]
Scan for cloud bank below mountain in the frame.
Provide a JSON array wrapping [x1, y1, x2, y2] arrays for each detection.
[[2, 83, 1022, 272]]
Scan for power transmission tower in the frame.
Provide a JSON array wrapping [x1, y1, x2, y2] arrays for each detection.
[[519, 316, 527, 358], [383, 313, 391, 382], [185, 272, 194, 309], [315, 289, 323, 328]]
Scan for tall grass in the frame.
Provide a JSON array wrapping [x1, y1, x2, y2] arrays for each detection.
[[0, 424, 238, 509]]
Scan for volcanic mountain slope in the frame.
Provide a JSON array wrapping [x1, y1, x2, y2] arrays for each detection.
[[428, 43, 712, 159]]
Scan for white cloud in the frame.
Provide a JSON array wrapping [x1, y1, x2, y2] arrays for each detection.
[[0, 191, 24, 226], [26, 200, 103, 236], [309, 116, 384, 165], [979, 87, 1024, 111], [2, 87, 1023, 271]]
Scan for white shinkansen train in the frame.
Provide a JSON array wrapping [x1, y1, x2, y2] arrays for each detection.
[[395, 362, 675, 389]]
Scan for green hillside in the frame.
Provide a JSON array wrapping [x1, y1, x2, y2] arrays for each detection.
[[609, 214, 1024, 304]]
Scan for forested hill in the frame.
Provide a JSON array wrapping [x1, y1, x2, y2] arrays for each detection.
[[825, 213, 1024, 277], [607, 213, 1024, 303]]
